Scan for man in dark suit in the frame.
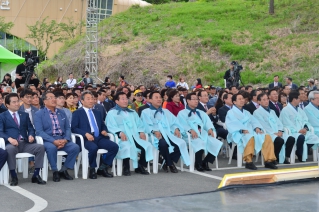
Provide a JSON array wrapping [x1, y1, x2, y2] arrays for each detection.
[[0, 93, 46, 186], [268, 75, 282, 89], [19, 89, 39, 125], [71, 91, 119, 179], [218, 93, 233, 123], [34, 91, 80, 182], [92, 91, 107, 121], [285, 77, 298, 90], [197, 90, 227, 139], [138, 90, 152, 117], [97, 89, 115, 113], [268, 88, 283, 117], [243, 89, 262, 115], [298, 88, 309, 110]]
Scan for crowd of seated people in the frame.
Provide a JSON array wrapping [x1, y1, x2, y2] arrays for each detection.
[[0, 72, 318, 187]]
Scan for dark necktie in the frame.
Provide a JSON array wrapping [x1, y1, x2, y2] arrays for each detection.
[[203, 104, 208, 111], [300, 103, 304, 109], [13, 113, 19, 127], [13, 113, 22, 140], [274, 102, 280, 112], [186, 106, 202, 120]]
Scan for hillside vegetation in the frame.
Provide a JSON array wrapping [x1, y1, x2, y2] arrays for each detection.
[[38, 0, 319, 87]]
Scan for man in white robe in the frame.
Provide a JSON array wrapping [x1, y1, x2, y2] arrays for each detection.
[[280, 90, 319, 162], [304, 91, 319, 137], [226, 93, 277, 170], [253, 93, 295, 164], [141, 91, 190, 173], [178, 93, 222, 172], [106, 92, 153, 176]]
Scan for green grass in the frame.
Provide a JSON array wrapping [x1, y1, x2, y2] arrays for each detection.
[[41, 0, 319, 86]]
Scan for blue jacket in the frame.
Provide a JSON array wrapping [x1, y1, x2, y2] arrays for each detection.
[[71, 107, 108, 138], [0, 110, 35, 144], [34, 108, 71, 143]]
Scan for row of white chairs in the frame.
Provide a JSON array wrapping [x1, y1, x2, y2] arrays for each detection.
[[0, 130, 229, 184]]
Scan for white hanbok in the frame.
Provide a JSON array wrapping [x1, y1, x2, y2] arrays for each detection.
[[253, 107, 288, 163], [226, 106, 265, 154], [280, 103, 319, 161], [177, 108, 222, 157]]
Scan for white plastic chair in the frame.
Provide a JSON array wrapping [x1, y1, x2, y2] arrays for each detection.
[[37, 136, 78, 181], [72, 133, 116, 179], [115, 134, 151, 176], [2, 137, 48, 183], [187, 132, 219, 172], [0, 138, 8, 185], [284, 127, 317, 163]]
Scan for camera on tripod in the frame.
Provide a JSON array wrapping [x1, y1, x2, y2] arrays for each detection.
[[23, 51, 39, 76], [23, 51, 39, 89]]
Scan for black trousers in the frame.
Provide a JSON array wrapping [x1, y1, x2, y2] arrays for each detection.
[[274, 137, 285, 160], [215, 127, 228, 140], [296, 135, 314, 158], [158, 138, 181, 166], [285, 136, 295, 158], [195, 150, 215, 164], [0, 148, 8, 171], [123, 139, 147, 168]]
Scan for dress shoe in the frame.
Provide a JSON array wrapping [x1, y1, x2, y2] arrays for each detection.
[[195, 163, 205, 172], [135, 164, 149, 175], [59, 170, 73, 180], [97, 168, 113, 178], [123, 166, 131, 176], [89, 169, 97, 179], [283, 159, 290, 164], [169, 164, 178, 173], [273, 160, 278, 165], [32, 175, 46, 185], [53, 171, 60, 182], [296, 154, 303, 162], [162, 163, 168, 173], [265, 162, 278, 169], [10, 177, 18, 186], [201, 161, 212, 171], [245, 162, 257, 170]]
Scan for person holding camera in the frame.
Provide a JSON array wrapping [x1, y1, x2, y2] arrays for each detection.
[[224, 61, 241, 88]]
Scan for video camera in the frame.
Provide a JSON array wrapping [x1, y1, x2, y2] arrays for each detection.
[[231, 61, 243, 74], [23, 51, 39, 89], [24, 51, 39, 74]]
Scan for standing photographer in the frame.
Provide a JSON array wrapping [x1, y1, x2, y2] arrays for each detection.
[[224, 61, 242, 88], [15, 61, 27, 89]]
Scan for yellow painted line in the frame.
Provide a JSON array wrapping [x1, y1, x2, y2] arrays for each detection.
[[218, 166, 318, 188]]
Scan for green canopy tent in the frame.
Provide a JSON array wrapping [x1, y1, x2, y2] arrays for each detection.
[[0, 45, 25, 81]]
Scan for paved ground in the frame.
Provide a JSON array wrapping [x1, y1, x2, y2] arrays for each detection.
[[0, 155, 318, 212]]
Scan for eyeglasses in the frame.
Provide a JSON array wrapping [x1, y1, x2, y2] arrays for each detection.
[[136, 94, 143, 97]]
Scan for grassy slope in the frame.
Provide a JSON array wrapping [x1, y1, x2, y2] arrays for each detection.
[[42, 0, 319, 86]]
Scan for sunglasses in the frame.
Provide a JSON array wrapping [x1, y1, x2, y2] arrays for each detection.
[[136, 93, 143, 97]]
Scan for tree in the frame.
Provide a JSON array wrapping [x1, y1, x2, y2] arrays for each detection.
[[26, 17, 64, 60], [0, 16, 14, 33], [59, 18, 85, 39], [269, 0, 275, 14]]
